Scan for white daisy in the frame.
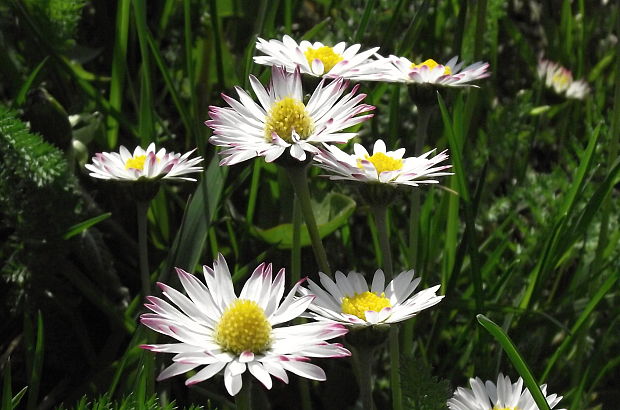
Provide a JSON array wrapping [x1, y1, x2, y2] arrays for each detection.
[[537, 59, 589, 100], [85, 143, 203, 181], [254, 35, 382, 79], [351, 55, 490, 87], [298, 269, 444, 327], [206, 66, 374, 165], [314, 139, 452, 186], [140, 254, 350, 396], [448, 373, 565, 410]]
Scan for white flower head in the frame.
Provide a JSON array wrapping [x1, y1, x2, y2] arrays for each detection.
[[298, 269, 444, 327], [141, 254, 350, 396], [350, 55, 490, 87], [206, 66, 375, 165], [314, 139, 452, 186], [537, 59, 589, 100], [447, 373, 565, 410], [254, 35, 383, 79], [85, 143, 203, 181]]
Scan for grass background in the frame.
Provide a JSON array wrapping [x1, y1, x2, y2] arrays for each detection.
[[1, 0, 619, 408]]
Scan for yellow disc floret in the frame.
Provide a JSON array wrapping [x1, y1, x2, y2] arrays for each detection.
[[214, 299, 272, 355], [264, 97, 315, 143], [304, 46, 344, 72], [341, 291, 392, 320], [411, 59, 452, 75], [125, 155, 147, 170], [552, 70, 572, 91], [358, 152, 404, 174]]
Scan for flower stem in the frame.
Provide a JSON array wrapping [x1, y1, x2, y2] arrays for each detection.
[[235, 374, 252, 410], [355, 345, 375, 410], [291, 195, 302, 286], [371, 205, 402, 410], [287, 165, 331, 275], [137, 201, 151, 298]]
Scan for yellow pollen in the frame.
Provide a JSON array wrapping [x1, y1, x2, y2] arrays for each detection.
[[304, 46, 344, 72], [358, 152, 404, 174], [125, 155, 147, 170], [264, 97, 315, 143], [552, 71, 571, 87], [341, 291, 391, 320], [214, 299, 272, 355], [410, 58, 452, 75]]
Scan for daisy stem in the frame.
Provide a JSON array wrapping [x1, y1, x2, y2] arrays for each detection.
[[356, 345, 375, 410], [235, 373, 252, 410], [371, 205, 403, 410], [287, 165, 331, 276], [291, 195, 302, 286], [137, 200, 151, 298]]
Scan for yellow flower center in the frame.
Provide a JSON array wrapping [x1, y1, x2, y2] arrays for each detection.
[[214, 299, 272, 355], [552, 70, 571, 88], [125, 155, 147, 170], [304, 46, 344, 72], [341, 291, 392, 320], [410, 59, 452, 75], [358, 152, 404, 174], [264, 97, 315, 143]]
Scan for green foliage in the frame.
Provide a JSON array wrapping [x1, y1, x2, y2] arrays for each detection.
[[21, 0, 86, 51], [57, 394, 207, 410], [400, 356, 451, 410]]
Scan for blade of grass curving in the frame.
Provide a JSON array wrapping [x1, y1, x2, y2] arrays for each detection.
[[2, 358, 11, 410], [107, 0, 130, 148], [380, 0, 404, 48], [157, 0, 176, 34], [540, 272, 618, 382], [63, 213, 112, 239], [11, 387, 28, 409], [354, 0, 376, 43], [25, 312, 43, 410], [13, 57, 48, 108], [301, 18, 332, 41], [133, 0, 155, 146], [284, 0, 292, 32], [396, 0, 430, 55], [477, 314, 551, 410], [108, 327, 146, 396], [246, 161, 262, 225]]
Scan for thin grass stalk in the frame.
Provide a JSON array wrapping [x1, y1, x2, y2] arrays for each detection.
[[184, 0, 200, 147], [133, 0, 154, 146], [354, 0, 376, 43], [473, 0, 488, 60], [208, 0, 225, 88]]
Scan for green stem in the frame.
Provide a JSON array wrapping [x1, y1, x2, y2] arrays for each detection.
[[356, 346, 375, 410], [371, 205, 402, 410], [137, 201, 150, 298], [291, 195, 302, 286], [235, 374, 252, 410], [287, 166, 331, 275]]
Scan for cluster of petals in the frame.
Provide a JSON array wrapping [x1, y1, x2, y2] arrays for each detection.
[[85, 143, 203, 181], [140, 254, 350, 396], [206, 66, 374, 165], [447, 373, 565, 410], [314, 139, 452, 186], [254, 35, 381, 78], [298, 269, 444, 326], [537, 59, 589, 100]]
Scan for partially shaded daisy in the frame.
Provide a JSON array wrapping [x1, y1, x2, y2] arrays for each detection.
[[448, 373, 565, 410], [314, 139, 452, 186], [85, 143, 203, 181], [140, 254, 350, 396], [298, 269, 443, 327], [352, 55, 490, 87], [206, 66, 374, 165], [254, 35, 382, 79], [537, 59, 589, 100]]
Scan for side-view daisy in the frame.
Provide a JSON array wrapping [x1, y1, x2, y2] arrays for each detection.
[[206, 66, 374, 165], [85, 143, 203, 181], [447, 373, 565, 410], [254, 35, 382, 79], [298, 269, 444, 326], [537, 59, 589, 100], [351, 55, 490, 87], [314, 139, 452, 186], [140, 254, 350, 396]]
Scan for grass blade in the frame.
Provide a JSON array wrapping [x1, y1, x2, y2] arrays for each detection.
[[63, 213, 112, 239]]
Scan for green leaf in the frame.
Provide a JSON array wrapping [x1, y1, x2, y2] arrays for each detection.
[[63, 213, 112, 239], [251, 192, 356, 249], [477, 314, 551, 410]]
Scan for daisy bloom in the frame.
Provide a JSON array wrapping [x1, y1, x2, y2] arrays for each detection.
[[298, 268, 444, 327], [206, 66, 374, 165], [85, 143, 203, 181], [314, 139, 452, 187], [537, 59, 589, 100], [140, 254, 350, 396], [254, 35, 382, 79], [352, 55, 490, 87], [447, 373, 565, 410]]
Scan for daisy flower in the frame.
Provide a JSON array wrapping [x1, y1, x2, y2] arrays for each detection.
[[314, 139, 452, 187], [85, 143, 203, 181], [447, 373, 565, 410], [140, 254, 350, 396], [537, 59, 589, 100], [254, 35, 382, 79], [206, 66, 374, 165], [351, 55, 490, 87], [298, 268, 444, 327]]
